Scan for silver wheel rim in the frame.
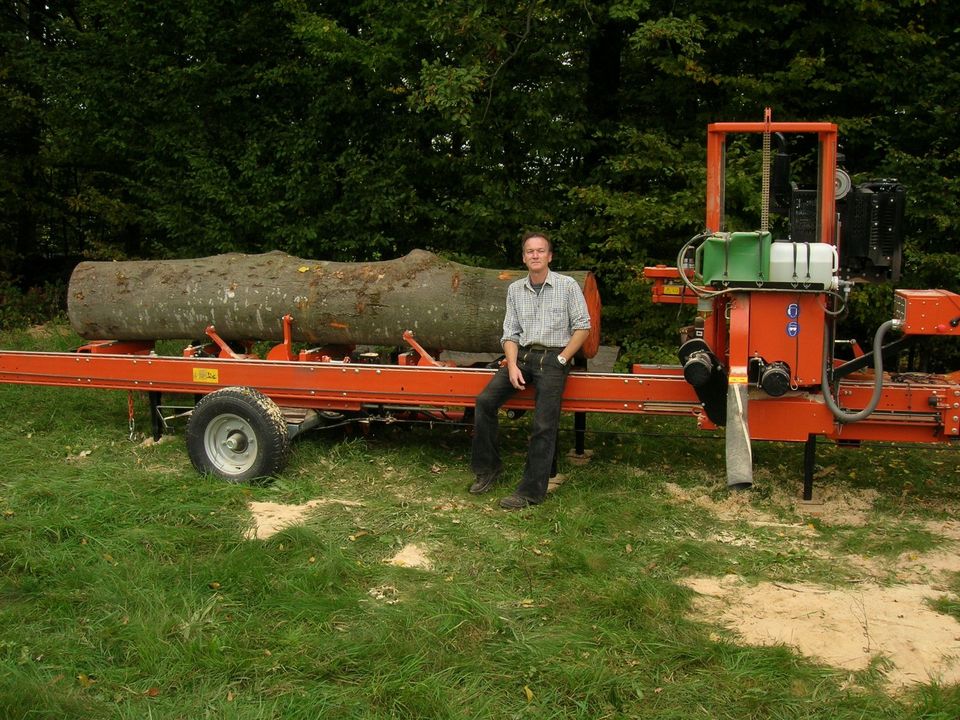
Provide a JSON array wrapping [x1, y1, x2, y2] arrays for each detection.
[[203, 412, 258, 476]]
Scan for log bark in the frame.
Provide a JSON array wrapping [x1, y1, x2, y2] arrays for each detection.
[[67, 250, 602, 357]]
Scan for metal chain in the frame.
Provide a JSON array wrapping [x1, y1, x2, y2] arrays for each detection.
[[761, 124, 771, 232], [127, 391, 136, 441]]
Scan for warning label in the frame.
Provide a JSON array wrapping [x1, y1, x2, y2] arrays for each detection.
[[192, 368, 219, 384]]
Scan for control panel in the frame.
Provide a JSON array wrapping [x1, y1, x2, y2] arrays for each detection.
[[894, 289, 960, 336]]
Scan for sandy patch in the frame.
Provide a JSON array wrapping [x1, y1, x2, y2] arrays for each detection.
[[882, 543, 960, 588], [684, 574, 960, 689], [431, 500, 471, 512], [663, 481, 879, 527], [367, 585, 400, 604], [65, 449, 93, 463], [895, 550, 960, 585], [664, 482, 775, 524], [547, 473, 567, 493], [385, 543, 433, 571], [669, 481, 960, 689], [663, 482, 803, 530], [794, 484, 880, 526], [245, 498, 363, 539], [27, 323, 70, 339], [138, 434, 177, 448], [926, 519, 960, 544], [805, 520, 960, 588]]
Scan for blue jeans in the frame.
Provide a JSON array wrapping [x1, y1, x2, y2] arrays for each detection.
[[471, 348, 571, 502]]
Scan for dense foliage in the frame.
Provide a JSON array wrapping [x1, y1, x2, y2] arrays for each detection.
[[2, 0, 959, 350]]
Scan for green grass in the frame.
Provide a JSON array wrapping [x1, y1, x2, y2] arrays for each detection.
[[1, 324, 960, 718]]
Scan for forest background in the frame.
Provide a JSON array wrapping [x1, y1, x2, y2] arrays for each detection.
[[2, 0, 959, 360]]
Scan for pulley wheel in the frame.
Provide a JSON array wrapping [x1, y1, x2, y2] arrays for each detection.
[[835, 169, 852, 199]]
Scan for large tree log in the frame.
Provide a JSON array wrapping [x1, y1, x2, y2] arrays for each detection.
[[68, 250, 602, 357]]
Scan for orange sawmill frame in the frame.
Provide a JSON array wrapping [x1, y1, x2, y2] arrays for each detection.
[[0, 336, 955, 444], [0, 113, 956, 493]]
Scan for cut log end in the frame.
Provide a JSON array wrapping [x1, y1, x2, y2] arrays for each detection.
[[581, 272, 602, 359]]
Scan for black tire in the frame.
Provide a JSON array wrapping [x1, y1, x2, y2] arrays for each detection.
[[186, 386, 290, 483]]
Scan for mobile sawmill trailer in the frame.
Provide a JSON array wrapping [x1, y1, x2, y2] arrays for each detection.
[[0, 113, 957, 496]]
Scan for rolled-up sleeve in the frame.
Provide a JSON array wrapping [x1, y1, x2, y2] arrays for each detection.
[[566, 279, 591, 331], [500, 284, 523, 346]]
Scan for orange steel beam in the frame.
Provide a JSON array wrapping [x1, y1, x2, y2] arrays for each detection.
[[743, 386, 959, 443], [0, 350, 700, 415], [1, 349, 956, 443], [706, 119, 838, 246]]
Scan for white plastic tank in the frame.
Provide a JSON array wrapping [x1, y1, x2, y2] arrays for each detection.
[[768, 242, 838, 289]]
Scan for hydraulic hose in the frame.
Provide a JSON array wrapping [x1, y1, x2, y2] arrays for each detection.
[[675, 232, 714, 297], [821, 319, 899, 424]]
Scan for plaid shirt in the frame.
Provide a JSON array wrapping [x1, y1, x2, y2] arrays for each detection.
[[501, 270, 591, 348]]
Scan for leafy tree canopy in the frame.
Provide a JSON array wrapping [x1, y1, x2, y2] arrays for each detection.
[[1, 0, 958, 349]]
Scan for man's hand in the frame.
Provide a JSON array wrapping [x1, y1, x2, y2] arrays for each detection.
[[508, 363, 526, 390], [502, 340, 525, 389]]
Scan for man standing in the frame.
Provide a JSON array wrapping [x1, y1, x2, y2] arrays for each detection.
[[470, 231, 592, 509]]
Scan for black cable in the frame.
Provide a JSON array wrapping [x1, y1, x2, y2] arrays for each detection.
[[311, 415, 959, 454]]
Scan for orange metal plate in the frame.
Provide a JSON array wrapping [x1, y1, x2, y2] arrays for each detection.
[[746, 393, 833, 441], [747, 292, 826, 387]]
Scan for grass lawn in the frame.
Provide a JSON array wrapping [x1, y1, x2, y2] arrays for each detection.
[[1, 323, 959, 719]]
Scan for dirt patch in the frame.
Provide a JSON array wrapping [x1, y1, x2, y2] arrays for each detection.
[[24, 323, 76, 343], [431, 500, 472, 512], [138, 434, 177, 448], [245, 498, 363, 540], [926, 519, 960, 544], [664, 482, 778, 525], [385, 543, 433, 571], [793, 484, 880, 526], [890, 547, 960, 586], [663, 481, 879, 527], [798, 519, 960, 588], [668, 482, 960, 689], [27, 324, 50, 338], [684, 574, 960, 689], [367, 585, 400, 604], [876, 523, 960, 587], [65, 449, 93, 463]]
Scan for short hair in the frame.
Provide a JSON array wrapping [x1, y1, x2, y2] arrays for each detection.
[[521, 231, 552, 254]]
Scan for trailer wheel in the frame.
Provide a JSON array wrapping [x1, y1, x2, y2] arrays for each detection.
[[186, 387, 289, 483]]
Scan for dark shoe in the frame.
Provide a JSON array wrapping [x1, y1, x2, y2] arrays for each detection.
[[499, 493, 536, 510], [469, 471, 500, 494]]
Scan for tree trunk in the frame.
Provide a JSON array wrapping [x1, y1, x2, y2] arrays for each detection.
[[67, 250, 602, 357]]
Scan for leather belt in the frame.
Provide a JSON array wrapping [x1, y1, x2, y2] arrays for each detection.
[[518, 345, 563, 368], [520, 345, 562, 353]]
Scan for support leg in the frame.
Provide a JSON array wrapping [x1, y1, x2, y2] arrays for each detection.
[[149, 391, 163, 441], [572, 357, 587, 458], [803, 434, 817, 501], [574, 411, 586, 456]]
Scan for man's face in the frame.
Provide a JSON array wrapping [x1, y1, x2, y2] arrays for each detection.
[[522, 236, 552, 273]]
